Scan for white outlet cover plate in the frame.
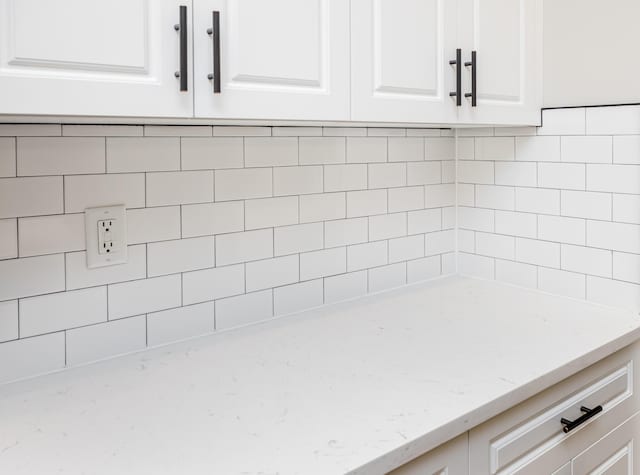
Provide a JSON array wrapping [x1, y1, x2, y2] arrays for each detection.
[[85, 205, 127, 268]]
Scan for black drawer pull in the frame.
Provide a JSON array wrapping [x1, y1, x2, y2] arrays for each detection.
[[560, 405, 602, 433], [449, 48, 461, 106], [206, 11, 221, 93], [464, 50, 477, 107], [174, 5, 188, 91]]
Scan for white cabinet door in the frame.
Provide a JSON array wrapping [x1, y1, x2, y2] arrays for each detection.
[[457, 0, 542, 125], [350, 0, 458, 124], [193, 0, 349, 121], [0, 0, 193, 117]]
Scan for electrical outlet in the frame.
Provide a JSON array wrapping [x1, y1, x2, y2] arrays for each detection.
[[85, 205, 127, 268]]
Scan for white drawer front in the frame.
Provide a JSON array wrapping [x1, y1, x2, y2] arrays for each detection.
[[388, 433, 469, 475]]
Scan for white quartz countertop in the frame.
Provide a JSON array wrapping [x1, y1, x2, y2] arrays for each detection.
[[1, 276, 639, 475]]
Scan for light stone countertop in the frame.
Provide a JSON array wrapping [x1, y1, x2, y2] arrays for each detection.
[[1, 276, 639, 475]]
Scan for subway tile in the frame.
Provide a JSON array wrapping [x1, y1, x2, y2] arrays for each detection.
[[299, 192, 345, 223], [0, 218, 17, 259], [561, 136, 612, 163], [389, 234, 424, 263], [458, 253, 494, 280], [613, 252, 640, 284], [347, 189, 387, 217], [388, 187, 423, 213], [389, 137, 423, 162], [425, 230, 455, 256], [0, 138, 16, 177], [538, 268, 585, 299], [458, 206, 494, 232], [515, 238, 560, 268], [274, 279, 324, 315], [458, 161, 494, 184], [475, 232, 515, 260], [65, 174, 144, 213], [299, 137, 345, 165], [457, 138, 475, 160], [182, 264, 245, 305], [300, 247, 346, 280], [66, 316, 146, 366], [408, 209, 441, 235], [495, 127, 537, 137], [475, 185, 515, 211], [127, 206, 181, 244], [515, 136, 560, 162], [66, 244, 146, 290], [246, 255, 299, 292], [495, 260, 537, 289], [515, 187, 560, 215], [0, 333, 65, 384], [368, 263, 406, 293], [181, 137, 244, 170], [561, 244, 612, 278], [369, 213, 406, 241], [587, 276, 640, 312], [272, 127, 322, 137], [458, 229, 475, 253], [369, 163, 406, 189], [148, 236, 214, 276], [62, 125, 143, 137], [108, 275, 181, 320], [586, 164, 640, 194], [457, 128, 494, 137], [0, 254, 64, 300], [346, 137, 387, 163], [407, 162, 441, 186], [274, 166, 323, 196], [0, 300, 18, 342], [0, 176, 63, 218], [561, 191, 611, 220], [495, 211, 537, 238], [215, 168, 272, 201], [538, 108, 585, 135], [441, 161, 455, 184], [324, 164, 367, 192], [538, 215, 585, 245], [347, 240, 387, 271], [322, 127, 367, 137], [213, 126, 271, 136], [441, 252, 456, 274], [407, 256, 441, 283], [538, 163, 585, 190], [324, 218, 368, 248], [613, 194, 640, 224], [18, 213, 84, 257], [107, 137, 179, 172], [442, 207, 456, 230], [144, 125, 212, 137], [426, 183, 456, 208], [17, 137, 104, 175], [613, 136, 640, 164], [475, 137, 514, 161], [0, 124, 60, 136], [216, 229, 273, 266], [324, 271, 367, 304], [182, 201, 244, 238], [147, 171, 214, 206], [495, 162, 537, 187], [587, 220, 640, 254], [245, 137, 298, 167], [406, 129, 442, 137], [245, 196, 298, 230], [20, 286, 107, 337], [147, 302, 215, 346], [274, 222, 323, 256], [215, 290, 273, 330], [586, 105, 640, 135], [425, 137, 455, 160], [367, 128, 405, 136]]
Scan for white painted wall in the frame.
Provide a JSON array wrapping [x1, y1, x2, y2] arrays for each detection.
[[544, 0, 640, 107]]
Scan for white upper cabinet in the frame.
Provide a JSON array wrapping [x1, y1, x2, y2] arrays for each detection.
[[0, 0, 193, 117], [458, 0, 542, 125], [193, 0, 349, 120], [350, 0, 458, 123]]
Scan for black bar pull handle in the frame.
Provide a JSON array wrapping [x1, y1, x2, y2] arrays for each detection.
[[174, 5, 188, 91], [206, 11, 221, 93], [464, 50, 477, 107], [560, 405, 603, 433], [449, 48, 462, 106]]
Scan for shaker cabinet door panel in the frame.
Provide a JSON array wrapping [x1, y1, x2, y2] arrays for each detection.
[[351, 0, 458, 123], [193, 0, 349, 120], [0, 0, 193, 117]]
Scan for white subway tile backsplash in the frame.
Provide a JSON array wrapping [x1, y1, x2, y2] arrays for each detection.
[[181, 137, 244, 170], [65, 245, 146, 290], [407, 256, 441, 283], [300, 192, 345, 223], [586, 164, 640, 194], [0, 300, 18, 342], [213, 126, 271, 137], [274, 222, 323, 256], [389, 137, 423, 162], [408, 209, 441, 235], [475, 185, 515, 210], [426, 184, 456, 208], [561, 244, 612, 278], [20, 287, 106, 337], [516, 238, 560, 268], [148, 236, 214, 277], [18, 137, 105, 176], [458, 206, 494, 232], [0, 333, 65, 384], [246, 255, 299, 292], [245, 137, 298, 167], [347, 241, 387, 271], [425, 137, 455, 160], [107, 137, 179, 172], [613, 194, 640, 224], [215, 168, 272, 201], [245, 196, 298, 230], [441, 161, 455, 184], [324, 271, 367, 304], [515, 187, 560, 215], [108, 275, 181, 320], [272, 127, 321, 137], [538, 267, 585, 299], [495, 211, 537, 238], [561, 191, 612, 220], [613, 136, 640, 164], [274, 166, 323, 196], [561, 136, 612, 163], [587, 276, 640, 311], [407, 162, 441, 186], [62, 125, 143, 136], [300, 247, 346, 280], [347, 137, 387, 163], [144, 125, 212, 137], [586, 105, 640, 135], [538, 163, 585, 190], [216, 229, 273, 266], [458, 229, 475, 253], [495, 162, 537, 187], [367, 128, 405, 137], [215, 290, 273, 330], [388, 187, 424, 213], [475, 137, 514, 161], [515, 136, 560, 162], [299, 137, 345, 165], [459, 253, 494, 279], [586, 220, 640, 254], [347, 189, 387, 217], [65, 174, 144, 213], [0, 254, 65, 300], [324, 164, 367, 192], [127, 206, 181, 244], [0, 176, 63, 218], [369, 213, 406, 241], [0, 218, 17, 259], [368, 263, 406, 293], [0, 138, 16, 177], [538, 108, 585, 135], [322, 127, 367, 137], [389, 235, 424, 263], [458, 161, 494, 184], [182, 264, 245, 305], [182, 201, 244, 238], [66, 316, 146, 366], [425, 230, 455, 256], [406, 129, 442, 137], [475, 232, 515, 260], [147, 302, 215, 346], [0, 124, 60, 136], [538, 215, 585, 245], [147, 171, 214, 206], [613, 252, 640, 284], [495, 260, 537, 289], [274, 279, 324, 315], [324, 218, 368, 248], [18, 213, 84, 257], [369, 163, 406, 189]]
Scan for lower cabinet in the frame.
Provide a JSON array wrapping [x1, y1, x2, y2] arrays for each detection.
[[388, 433, 469, 475]]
